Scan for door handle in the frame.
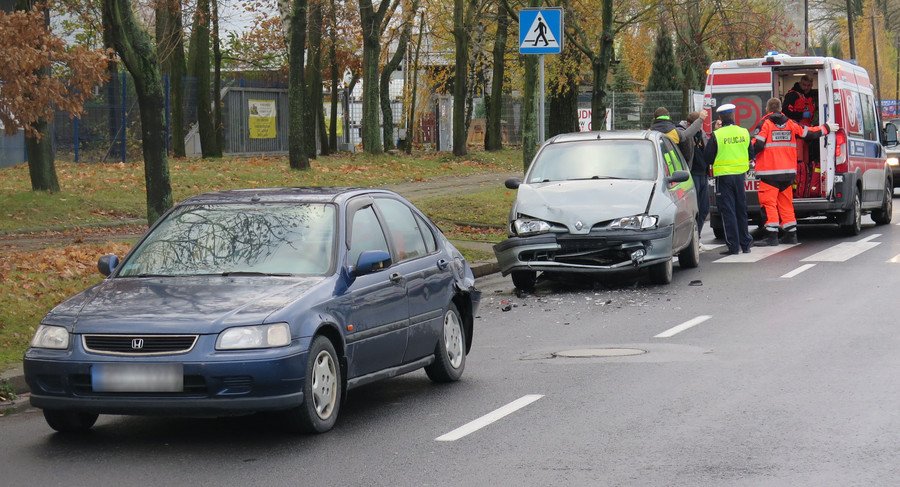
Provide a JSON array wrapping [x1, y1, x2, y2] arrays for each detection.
[[389, 272, 403, 284], [437, 258, 449, 270]]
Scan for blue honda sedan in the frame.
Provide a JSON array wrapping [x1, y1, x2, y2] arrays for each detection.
[[24, 188, 480, 434]]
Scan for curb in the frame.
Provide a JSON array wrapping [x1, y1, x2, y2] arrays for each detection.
[[470, 260, 500, 278], [0, 393, 31, 416]]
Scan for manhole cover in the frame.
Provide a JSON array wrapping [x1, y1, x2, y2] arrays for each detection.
[[554, 348, 647, 358]]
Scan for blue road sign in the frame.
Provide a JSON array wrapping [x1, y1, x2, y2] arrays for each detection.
[[519, 8, 563, 55]]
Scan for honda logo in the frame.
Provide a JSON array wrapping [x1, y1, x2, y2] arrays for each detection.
[[131, 338, 144, 349]]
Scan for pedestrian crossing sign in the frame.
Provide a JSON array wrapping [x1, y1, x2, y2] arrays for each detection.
[[519, 8, 563, 55]]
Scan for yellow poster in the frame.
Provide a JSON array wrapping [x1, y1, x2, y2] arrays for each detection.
[[249, 99, 276, 139]]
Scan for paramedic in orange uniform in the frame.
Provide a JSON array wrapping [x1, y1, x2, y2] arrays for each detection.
[[752, 97, 838, 246]]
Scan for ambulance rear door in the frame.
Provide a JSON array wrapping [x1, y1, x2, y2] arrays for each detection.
[[820, 61, 837, 197]]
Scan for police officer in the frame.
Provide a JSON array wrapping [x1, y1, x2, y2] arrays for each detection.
[[704, 104, 753, 255], [752, 97, 838, 246]]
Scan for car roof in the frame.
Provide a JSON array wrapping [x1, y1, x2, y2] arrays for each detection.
[[179, 187, 398, 205], [545, 130, 660, 144]]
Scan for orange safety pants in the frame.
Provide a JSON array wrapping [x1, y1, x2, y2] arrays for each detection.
[[759, 180, 797, 232]]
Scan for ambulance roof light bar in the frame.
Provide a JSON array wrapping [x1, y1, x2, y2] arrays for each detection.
[[761, 51, 786, 65]]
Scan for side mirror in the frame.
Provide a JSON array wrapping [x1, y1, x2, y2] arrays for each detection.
[[885, 122, 898, 147], [98, 254, 120, 277], [352, 250, 392, 277], [666, 170, 691, 184], [504, 178, 521, 190]]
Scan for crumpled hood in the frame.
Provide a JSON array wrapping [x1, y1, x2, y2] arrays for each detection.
[[46, 276, 325, 334], [515, 180, 655, 234]]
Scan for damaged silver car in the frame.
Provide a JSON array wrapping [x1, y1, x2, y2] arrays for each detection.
[[493, 130, 700, 290]]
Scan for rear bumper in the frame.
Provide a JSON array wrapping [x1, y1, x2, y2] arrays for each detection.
[[493, 227, 673, 275], [709, 174, 856, 222]]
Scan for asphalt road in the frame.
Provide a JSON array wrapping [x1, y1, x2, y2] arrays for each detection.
[[3, 211, 900, 486]]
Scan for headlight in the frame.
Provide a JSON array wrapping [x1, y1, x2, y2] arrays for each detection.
[[513, 218, 551, 236], [608, 215, 658, 230], [887, 157, 899, 166], [216, 323, 291, 350], [31, 325, 70, 350]]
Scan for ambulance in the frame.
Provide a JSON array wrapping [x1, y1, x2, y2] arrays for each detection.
[[704, 52, 897, 236]]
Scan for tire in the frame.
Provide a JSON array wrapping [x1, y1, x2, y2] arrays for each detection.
[[872, 178, 893, 225], [285, 336, 342, 434], [425, 303, 466, 383], [648, 258, 673, 285], [841, 191, 862, 236], [43, 410, 98, 433], [678, 228, 700, 269], [710, 214, 725, 240], [511, 270, 537, 291]]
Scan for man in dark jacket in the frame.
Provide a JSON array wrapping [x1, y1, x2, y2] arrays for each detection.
[[681, 112, 710, 241], [649, 107, 706, 167]]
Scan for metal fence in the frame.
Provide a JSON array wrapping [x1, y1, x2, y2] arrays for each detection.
[[0, 81, 697, 167]]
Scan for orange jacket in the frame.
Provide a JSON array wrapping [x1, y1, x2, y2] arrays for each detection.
[[753, 113, 827, 176]]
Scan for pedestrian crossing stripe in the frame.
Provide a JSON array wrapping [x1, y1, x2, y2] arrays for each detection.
[[521, 12, 559, 49]]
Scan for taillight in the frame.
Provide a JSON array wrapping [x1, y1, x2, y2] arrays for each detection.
[[834, 129, 848, 173]]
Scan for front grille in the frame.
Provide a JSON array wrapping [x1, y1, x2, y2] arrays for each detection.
[[83, 335, 198, 356]]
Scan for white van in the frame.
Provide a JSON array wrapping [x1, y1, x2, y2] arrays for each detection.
[[704, 53, 896, 236]]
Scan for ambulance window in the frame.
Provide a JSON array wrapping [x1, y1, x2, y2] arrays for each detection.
[[861, 94, 878, 141]]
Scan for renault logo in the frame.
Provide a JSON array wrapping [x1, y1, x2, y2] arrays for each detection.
[[131, 338, 144, 349], [575, 221, 584, 231]]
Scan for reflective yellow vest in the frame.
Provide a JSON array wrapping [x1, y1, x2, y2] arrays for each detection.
[[712, 124, 750, 177]]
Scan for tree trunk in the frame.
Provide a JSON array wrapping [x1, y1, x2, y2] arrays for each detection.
[[211, 0, 224, 156], [405, 12, 424, 154], [590, 0, 614, 131], [328, 0, 338, 152], [359, 6, 382, 154], [485, 2, 507, 151], [102, 0, 173, 224], [380, 20, 412, 151], [16, 0, 57, 191], [548, 69, 578, 137], [188, 0, 218, 157], [305, 0, 323, 158], [26, 120, 59, 192], [102, 26, 121, 161], [288, 0, 309, 169], [451, 0, 468, 156], [170, 6, 186, 158]]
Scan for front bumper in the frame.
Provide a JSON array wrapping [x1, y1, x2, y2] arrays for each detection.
[[24, 342, 308, 416], [492, 226, 673, 275]]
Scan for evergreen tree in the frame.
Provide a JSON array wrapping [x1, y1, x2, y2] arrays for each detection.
[[646, 22, 682, 92]]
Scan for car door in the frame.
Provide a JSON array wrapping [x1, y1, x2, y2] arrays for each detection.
[[343, 200, 409, 378], [373, 197, 452, 364], [660, 138, 695, 249]]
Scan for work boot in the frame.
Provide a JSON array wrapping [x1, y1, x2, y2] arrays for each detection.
[[782, 230, 798, 245], [753, 232, 779, 247]]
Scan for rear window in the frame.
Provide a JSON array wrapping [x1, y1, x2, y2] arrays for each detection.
[[527, 140, 657, 183]]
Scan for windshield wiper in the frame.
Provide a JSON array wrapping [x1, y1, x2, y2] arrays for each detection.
[[568, 176, 627, 181], [219, 271, 294, 277], [122, 273, 172, 278]]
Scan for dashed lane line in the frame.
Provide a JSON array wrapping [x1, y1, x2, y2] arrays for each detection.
[[781, 263, 816, 278], [889, 254, 900, 263], [801, 234, 881, 262], [435, 395, 544, 442], [654, 315, 712, 338], [714, 244, 799, 263]]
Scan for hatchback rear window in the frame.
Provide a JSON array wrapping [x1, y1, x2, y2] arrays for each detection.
[[528, 140, 657, 183]]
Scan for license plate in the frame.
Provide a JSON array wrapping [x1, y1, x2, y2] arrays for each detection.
[[92, 363, 184, 392]]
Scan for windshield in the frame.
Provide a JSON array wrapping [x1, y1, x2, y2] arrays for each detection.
[[118, 203, 336, 277], [527, 140, 657, 183]]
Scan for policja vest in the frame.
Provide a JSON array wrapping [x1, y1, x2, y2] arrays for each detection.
[[712, 124, 751, 177]]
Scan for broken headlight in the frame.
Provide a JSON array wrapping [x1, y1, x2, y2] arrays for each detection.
[[608, 215, 658, 230], [513, 218, 551, 236]]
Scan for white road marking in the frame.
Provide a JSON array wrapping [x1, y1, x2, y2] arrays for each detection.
[[435, 394, 543, 442], [714, 244, 799, 263], [654, 315, 712, 338], [888, 254, 900, 263], [781, 264, 816, 278], [801, 234, 881, 262]]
